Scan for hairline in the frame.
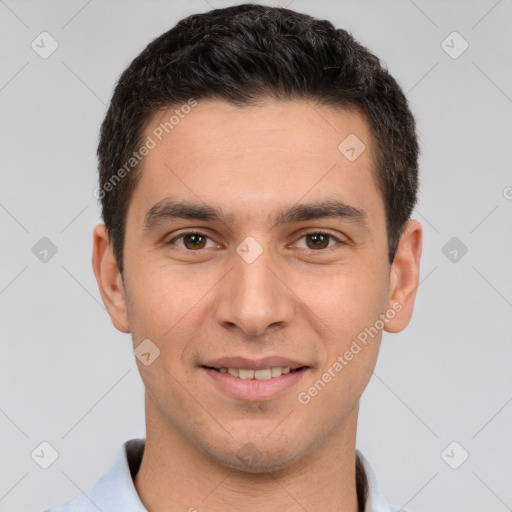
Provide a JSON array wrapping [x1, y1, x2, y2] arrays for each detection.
[[110, 97, 392, 273]]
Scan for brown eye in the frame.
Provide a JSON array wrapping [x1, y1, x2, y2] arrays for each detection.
[[304, 233, 333, 250], [183, 233, 207, 250], [293, 231, 344, 252], [168, 232, 215, 251]]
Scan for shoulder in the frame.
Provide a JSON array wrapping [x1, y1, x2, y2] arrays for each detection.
[[43, 494, 92, 512], [356, 449, 414, 512], [43, 439, 146, 512]]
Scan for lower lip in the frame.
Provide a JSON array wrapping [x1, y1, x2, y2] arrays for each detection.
[[202, 367, 309, 401]]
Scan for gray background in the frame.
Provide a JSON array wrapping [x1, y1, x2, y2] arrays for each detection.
[[1, 1, 511, 511]]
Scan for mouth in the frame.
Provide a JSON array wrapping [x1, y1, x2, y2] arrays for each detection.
[[201, 365, 307, 380], [200, 361, 310, 401]]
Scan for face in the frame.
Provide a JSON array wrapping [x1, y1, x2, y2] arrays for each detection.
[[93, 98, 421, 473]]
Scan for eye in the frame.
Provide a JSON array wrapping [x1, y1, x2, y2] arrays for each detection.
[[167, 231, 217, 251], [166, 230, 345, 252], [294, 232, 343, 251]]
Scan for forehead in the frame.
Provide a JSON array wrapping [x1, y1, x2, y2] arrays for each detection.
[[146, 98, 372, 161], [129, 98, 384, 229]]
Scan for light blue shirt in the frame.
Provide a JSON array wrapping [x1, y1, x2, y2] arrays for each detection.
[[44, 438, 408, 512]]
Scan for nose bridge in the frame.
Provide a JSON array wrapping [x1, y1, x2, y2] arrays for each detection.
[[215, 238, 294, 337]]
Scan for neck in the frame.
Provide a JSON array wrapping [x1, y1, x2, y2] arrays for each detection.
[[134, 395, 361, 512]]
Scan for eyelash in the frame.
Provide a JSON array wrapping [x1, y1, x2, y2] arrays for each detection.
[[166, 230, 346, 253]]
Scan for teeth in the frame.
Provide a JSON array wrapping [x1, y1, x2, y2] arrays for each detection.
[[217, 367, 297, 380], [228, 368, 239, 377], [271, 367, 283, 377], [239, 369, 254, 379], [255, 368, 271, 380]]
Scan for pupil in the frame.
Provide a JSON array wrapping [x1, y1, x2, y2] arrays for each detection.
[[308, 233, 328, 249], [185, 234, 205, 249]]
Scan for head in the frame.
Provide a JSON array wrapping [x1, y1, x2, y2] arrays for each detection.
[[93, 3, 421, 475]]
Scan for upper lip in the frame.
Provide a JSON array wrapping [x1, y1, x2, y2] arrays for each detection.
[[201, 356, 309, 370]]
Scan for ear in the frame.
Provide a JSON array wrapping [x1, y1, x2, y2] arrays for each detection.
[[384, 219, 422, 333], [92, 224, 130, 333]]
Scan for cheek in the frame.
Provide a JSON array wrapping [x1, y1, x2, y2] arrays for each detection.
[[125, 269, 201, 410], [297, 259, 387, 399], [296, 275, 384, 423], [124, 264, 219, 388], [305, 260, 388, 338], [125, 263, 194, 337]]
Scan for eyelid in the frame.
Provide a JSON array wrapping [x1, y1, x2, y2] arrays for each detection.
[[290, 229, 347, 251], [166, 229, 347, 252], [167, 230, 219, 249]]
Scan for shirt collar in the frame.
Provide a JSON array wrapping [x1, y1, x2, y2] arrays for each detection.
[[46, 438, 403, 512]]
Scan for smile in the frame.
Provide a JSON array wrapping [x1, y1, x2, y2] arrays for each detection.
[[204, 366, 305, 380], [201, 365, 309, 401]]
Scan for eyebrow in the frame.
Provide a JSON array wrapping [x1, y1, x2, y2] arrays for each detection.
[[143, 198, 368, 230]]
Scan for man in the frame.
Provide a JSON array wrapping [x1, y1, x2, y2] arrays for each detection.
[[46, 3, 422, 511]]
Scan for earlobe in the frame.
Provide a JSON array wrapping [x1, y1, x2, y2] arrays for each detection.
[[92, 224, 131, 333], [384, 220, 422, 334]]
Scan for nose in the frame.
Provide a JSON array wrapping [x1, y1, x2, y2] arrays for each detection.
[[214, 244, 295, 338]]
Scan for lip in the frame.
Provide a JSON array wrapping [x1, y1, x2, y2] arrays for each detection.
[[201, 356, 308, 370], [202, 366, 309, 401]]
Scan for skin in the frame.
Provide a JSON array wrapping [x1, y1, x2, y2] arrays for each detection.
[[92, 98, 422, 512]]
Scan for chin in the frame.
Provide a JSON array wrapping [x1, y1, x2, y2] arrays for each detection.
[[207, 438, 303, 474]]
